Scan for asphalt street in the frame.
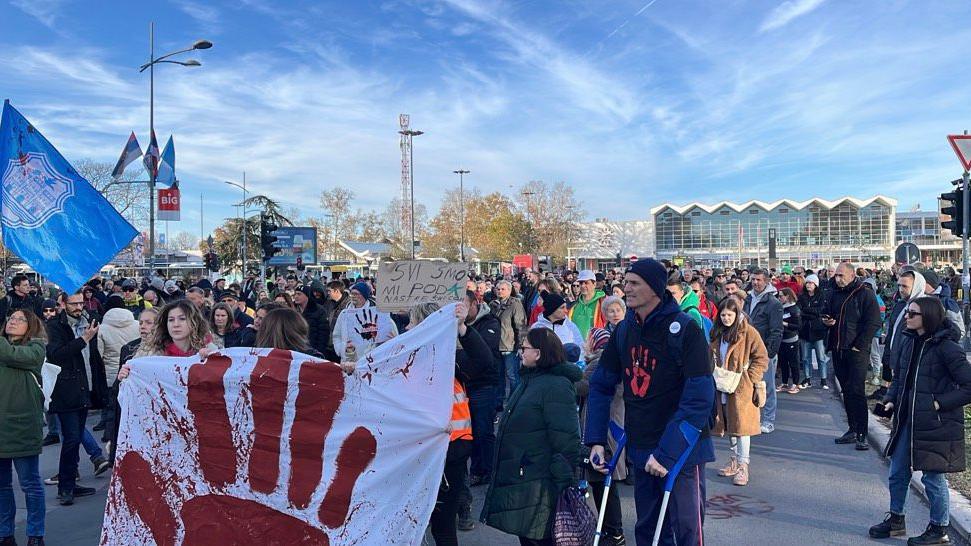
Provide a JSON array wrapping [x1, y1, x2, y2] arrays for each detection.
[[11, 388, 969, 545]]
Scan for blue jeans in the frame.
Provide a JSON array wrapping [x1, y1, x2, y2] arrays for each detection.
[[56, 409, 88, 493], [0, 455, 45, 537], [800, 339, 828, 381], [502, 352, 521, 401], [889, 423, 949, 526], [46, 413, 103, 460], [760, 356, 778, 427], [467, 385, 497, 479]]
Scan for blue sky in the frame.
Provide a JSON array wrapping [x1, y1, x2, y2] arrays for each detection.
[[1, 0, 969, 241]]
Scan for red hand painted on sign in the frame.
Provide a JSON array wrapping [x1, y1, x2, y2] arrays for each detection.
[[112, 349, 377, 545]]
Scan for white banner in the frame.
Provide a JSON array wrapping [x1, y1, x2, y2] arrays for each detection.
[[101, 304, 458, 546]]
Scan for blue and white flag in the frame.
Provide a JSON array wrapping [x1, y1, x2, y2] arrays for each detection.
[[111, 131, 142, 180], [0, 100, 138, 293], [156, 135, 176, 187]]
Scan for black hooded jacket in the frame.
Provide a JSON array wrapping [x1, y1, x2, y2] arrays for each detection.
[[301, 299, 338, 361], [825, 278, 881, 352], [885, 327, 971, 473]]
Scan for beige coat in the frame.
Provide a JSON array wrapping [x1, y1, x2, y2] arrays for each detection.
[[711, 320, 769, 437]]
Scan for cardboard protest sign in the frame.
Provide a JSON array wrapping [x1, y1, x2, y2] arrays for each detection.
[[102, 304, 458, 546], [376, 261, 468, 312]]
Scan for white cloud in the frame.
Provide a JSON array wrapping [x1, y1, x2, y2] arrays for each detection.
[[10, 0, 66, 29], [173, 1, 221, 29], [759, 0, 827, 32]]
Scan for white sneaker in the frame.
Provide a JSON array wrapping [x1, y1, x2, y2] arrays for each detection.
[[760, 423, 774, 434]]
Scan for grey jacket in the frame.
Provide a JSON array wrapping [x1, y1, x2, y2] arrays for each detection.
[[490, 297, 527, 353], [744, 285, 784, 359]]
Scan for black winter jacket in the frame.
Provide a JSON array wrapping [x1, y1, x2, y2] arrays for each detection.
[[885, 327, 971, 472], [825, 279, 881, 353], [302, 301, 338, 361], [459, 306, 501, 391], [781, 302, 802, 342], [46, 312, 108, 413], [797, 289, 828, 342]]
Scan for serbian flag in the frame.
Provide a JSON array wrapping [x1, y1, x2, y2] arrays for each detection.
[[156, 135, 176, 187], [111, 132, 142, 180], [142, 129, 159, 179]]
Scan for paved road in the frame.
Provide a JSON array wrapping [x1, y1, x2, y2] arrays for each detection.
[[12, 389, 969, 545]]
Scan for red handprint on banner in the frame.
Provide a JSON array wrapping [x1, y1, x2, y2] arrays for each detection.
[[107, 350, 376, 545]]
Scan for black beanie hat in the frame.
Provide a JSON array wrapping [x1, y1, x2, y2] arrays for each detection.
[[923, 269, 941, 289], [627, 258, 668, 298], [542, 292, 566, 318]]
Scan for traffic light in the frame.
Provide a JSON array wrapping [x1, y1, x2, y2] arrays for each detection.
[[261, 215, 280, 262], [204, 251, 220, 272], [941, 185, 965, 237]]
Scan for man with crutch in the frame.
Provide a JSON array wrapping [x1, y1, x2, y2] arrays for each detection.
[[586, 259, 715, 546]]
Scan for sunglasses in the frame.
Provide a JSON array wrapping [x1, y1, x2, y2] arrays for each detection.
[[123, 287, 135, 292], [905, 310, 922, 317]]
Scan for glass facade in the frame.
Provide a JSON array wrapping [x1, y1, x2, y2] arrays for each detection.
[[652, 197, 896, 267]]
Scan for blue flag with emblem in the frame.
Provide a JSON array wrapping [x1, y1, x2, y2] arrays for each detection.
[[0, 100, 138, 293]]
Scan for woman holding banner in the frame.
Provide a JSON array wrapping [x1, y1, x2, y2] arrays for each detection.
[[0, 309, 49, 546]]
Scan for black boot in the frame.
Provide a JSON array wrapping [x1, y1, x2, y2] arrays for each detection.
[[835, 430, 856, 444], [456, 505, 475, 531], [856, 433, 870, 451], [870, 512, 906, 538], [907, 523, 950, 545]]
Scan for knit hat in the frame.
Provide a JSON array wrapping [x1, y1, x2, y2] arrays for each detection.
[[923, 270, 941, 289], [351, 281, 372, 301], [42, 299, 56, 310], [588, 327, 611, 352], [805, 274, 820, 287], [782, 265, 792, 274], [627, 258, 668, 298], [563, 343, 582, 364], [542, 292, 566, 318], [163, 279, 179, 294]]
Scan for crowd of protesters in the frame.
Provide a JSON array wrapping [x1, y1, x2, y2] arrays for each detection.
[[2, 259, 971, 545]]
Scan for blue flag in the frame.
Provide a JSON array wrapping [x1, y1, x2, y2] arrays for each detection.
[[156, 135, 176, 187], [0, 100, 138, 293]]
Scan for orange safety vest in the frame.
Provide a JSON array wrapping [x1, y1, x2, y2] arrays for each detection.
[[450, 379, 473, 442]]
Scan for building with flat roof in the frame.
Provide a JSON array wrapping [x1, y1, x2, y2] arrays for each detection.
[[896, 207, 962, 265], [651, 196, 897, 268]]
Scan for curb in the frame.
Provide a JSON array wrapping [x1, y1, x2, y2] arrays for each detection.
[[867, 412, 971, 541]]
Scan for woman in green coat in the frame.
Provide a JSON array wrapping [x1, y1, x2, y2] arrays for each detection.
[[0, 309, 49, 546], [481, 327, 582, 546]]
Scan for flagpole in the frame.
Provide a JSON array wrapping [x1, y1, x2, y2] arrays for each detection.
[[148, 21, 157, 274]]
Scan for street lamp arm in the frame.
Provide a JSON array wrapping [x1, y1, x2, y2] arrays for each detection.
[[139, 44, 210, 72]]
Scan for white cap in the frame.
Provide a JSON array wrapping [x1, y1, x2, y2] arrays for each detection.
[[577, 270, 596, 282]]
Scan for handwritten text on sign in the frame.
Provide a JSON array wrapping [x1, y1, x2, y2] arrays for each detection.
[[377, 261, 467, 312]]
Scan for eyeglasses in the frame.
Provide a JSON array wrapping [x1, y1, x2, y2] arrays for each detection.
[[6, 316, 27, 323], [905, 310, 922, 317]]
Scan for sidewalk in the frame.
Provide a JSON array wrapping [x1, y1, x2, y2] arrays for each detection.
[[15, 390, 969, 545], [455, 387, 970, 545]]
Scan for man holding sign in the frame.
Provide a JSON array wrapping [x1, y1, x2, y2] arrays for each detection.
[[332, 282, 398, 362]]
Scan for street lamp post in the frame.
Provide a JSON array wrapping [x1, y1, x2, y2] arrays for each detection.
[[225, 173, 248, 274], [522, 190, 535, 254], [139, 22, 211, 272], [453, 169, 470, 262], [399, 128, 423, 259]]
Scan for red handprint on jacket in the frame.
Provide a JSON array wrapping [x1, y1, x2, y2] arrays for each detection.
[[625, 345, 656, 398], [105, 350, 376, 545]]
